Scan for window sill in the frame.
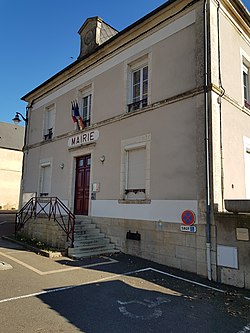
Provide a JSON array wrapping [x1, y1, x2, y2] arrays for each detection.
[[118, 199, 151, 204]]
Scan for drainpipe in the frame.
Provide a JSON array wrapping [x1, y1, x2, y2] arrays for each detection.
[[204, 0, 212, 281], [216, 0, 225, 211]]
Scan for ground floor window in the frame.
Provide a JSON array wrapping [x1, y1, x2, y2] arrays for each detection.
[[39, 162, 51, 196], [125, 147, 146, 200], [120, 134, 151, 201]]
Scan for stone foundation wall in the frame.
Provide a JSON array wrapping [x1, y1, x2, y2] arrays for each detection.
[[92, 216, 217, 278], [19, 217, 68, 249], [215, 213, 250, 289]]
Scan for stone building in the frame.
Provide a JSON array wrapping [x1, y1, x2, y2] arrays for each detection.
[[19, 0, 250, 288], [0, 122, 24, 210]]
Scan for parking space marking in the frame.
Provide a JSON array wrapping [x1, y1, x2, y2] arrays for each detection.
[[1, 249, 249, 304], [0, 250, 117, 275], [0, 266, 249, 305], [146, 268, 250, 302], [0, 222, 7, 225], [0, 251, 43, 274], [149, 268, 225, 293], [0, 271, 124, 304]]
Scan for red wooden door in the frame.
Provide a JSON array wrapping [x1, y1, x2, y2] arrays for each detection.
[[74, 155, 91, 215]]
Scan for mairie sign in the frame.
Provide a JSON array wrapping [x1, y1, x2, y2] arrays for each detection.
[[68, 130, 99, 148]]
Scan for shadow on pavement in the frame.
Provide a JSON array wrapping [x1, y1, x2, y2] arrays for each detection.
[[37, 279, 248, 333], [0, 212, 16, 237]]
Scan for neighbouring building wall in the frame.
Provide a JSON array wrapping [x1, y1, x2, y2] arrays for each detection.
[[215, 213, 250, 289], [210, 0, 250, 209], [0, 148, 23, 210], [208, 1, 250, 289]]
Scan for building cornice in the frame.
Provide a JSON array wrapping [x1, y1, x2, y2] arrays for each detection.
[[25, 86, 204, 151], [220, 0, 250, 38]]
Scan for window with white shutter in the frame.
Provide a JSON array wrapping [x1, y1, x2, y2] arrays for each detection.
[[126, 147, 146, 199], [39, 163, 51, 196], [120, 134, 151, 202]]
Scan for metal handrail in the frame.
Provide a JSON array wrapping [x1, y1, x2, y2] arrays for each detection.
[[15, 197, 75, 247]]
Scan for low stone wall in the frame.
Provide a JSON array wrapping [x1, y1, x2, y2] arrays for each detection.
[[92, 216, 217, 278], [19, 217, 68, 249], [215, 213, 250, 289]]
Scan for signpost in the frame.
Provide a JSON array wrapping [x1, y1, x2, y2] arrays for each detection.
[[180, 210, 196, 233], [181, 210, 195, 226]]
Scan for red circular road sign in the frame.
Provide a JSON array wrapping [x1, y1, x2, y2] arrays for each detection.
[[181, 210, 196, 226]]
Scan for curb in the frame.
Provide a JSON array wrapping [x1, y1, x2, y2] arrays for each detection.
[[1, 236, 64, 258]]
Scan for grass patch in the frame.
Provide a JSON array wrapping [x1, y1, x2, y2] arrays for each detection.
[[14, 234, 61, 252]]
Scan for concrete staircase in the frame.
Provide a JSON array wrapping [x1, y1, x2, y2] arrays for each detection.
[[68, 216, 118, 259]]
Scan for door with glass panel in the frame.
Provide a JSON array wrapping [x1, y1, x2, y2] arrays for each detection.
[[74, 155, 91, 215]]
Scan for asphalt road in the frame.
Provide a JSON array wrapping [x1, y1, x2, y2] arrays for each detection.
[[0, 236, 249, 333], [0, 212, 16, 237]]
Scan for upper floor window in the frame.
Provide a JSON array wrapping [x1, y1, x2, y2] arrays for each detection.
[[243, 64, 250, 110], [127, 55, 150, 113], [44, 104, 55, 141], [81, 94, 92, 128]]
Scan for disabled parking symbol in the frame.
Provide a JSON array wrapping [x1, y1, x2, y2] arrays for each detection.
[[118, 297, 170, 320]]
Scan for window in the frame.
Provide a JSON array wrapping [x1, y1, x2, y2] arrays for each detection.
[[243, 64, 250, 109], [81, 94, 92, 128], [39, 163, 51, 196], [44, 105, 55, 141], [125, 147, 146, 200], [127, 55, 150, 113], [120, 134, 151, 202]]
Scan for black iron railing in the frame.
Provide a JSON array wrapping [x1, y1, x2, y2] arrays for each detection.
[[15, 197, 75, 247], [44, 128, 53, 141], [125, 188, 146, 195], [128, 98, 148, 112], [245, 100, 250, 110]]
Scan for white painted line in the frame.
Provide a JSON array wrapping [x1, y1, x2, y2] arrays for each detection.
[[0, 251, 43, 275], [5, 250, 27, 254], [124, 267, 151, 276], [0, 285, 75, 304], [125, 267, 250, 301], [237, 323, 250, 333], [0, 266, 249, 305], [41, 258, 118, 275], [148, 267, 225, 294], [0, 250, 118, 275], [0, 221, 7, 225], [0, 272, 121, 304]]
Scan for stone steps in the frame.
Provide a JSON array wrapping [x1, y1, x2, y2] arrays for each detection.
[[74, 237, 109, 247], [68, 216, 118, 259]]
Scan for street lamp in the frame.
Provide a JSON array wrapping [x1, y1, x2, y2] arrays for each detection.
[[12, 112, 28, 125]]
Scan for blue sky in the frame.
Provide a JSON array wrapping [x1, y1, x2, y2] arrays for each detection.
[[0, 0, 249, 125]]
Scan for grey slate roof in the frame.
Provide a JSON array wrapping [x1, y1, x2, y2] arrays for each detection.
[[0, 122, 25, 151]]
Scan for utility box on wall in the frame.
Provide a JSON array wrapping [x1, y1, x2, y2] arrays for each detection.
[[217, 245, 238, 269]]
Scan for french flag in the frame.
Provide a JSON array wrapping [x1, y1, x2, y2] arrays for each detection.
[[71, 101, 84, 130]]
